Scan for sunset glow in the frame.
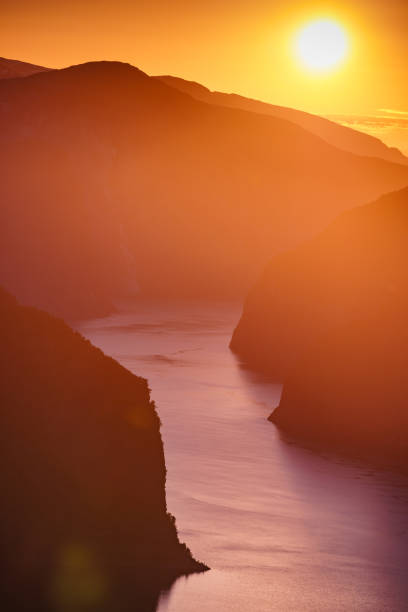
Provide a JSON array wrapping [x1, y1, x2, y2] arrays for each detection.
[[1, 1, 408, 610]]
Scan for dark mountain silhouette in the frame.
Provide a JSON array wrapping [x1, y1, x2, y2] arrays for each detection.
[[4, 56, 404, 167], [231, 187, 408, 466], [0, 57, 51, 79], [0, 286, 206, 611], [2, 61, 408, 319], [157, 75, 408, 166]]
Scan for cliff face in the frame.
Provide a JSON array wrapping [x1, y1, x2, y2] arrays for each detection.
[[2, 62, 408, 320], [272, 306, 408, 465], [0, 288, 206, 611], [231, 187, 408, 465]]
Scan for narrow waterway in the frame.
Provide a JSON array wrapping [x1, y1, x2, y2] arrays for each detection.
[[79, 300, 408, 612]]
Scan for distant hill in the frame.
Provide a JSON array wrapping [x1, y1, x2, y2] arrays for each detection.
[[0, 57, 51, 79], [231, 187, 408, 466], [1, 61, 408, 319], [157, 75, 408, 166], [0, 287, 206, 610]]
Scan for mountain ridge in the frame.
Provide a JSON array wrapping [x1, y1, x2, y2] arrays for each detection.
[[2, 60, 408, 319], [0, 56, 51, 79], [1, 55, 404, 166], [157, 74, 408, 166]]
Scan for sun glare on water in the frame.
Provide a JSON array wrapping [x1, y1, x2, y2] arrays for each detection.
[[295, 19, 349, 72]]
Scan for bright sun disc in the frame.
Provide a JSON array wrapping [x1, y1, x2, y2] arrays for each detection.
[[295, 19, 348, 72]]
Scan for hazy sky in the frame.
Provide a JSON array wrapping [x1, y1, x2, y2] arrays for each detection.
[[2, 0, 407, 116]]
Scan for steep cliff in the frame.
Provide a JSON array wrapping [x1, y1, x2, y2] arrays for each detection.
[[0, 288, 206, 611], [231, 187, 408, 465]]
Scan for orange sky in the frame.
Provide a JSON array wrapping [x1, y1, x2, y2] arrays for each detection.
[[2, 0, 407, 147]]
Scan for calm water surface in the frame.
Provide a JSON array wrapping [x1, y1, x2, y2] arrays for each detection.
[[79, 301, 408, 612]]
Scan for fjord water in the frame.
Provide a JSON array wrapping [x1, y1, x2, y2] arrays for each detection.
[[79, 301, 408, 612]]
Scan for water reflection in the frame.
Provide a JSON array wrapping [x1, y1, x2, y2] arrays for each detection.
[[79, 301, 408, 612]]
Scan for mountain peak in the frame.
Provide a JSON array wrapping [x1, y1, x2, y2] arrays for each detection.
[[59, 60, 148, 79]]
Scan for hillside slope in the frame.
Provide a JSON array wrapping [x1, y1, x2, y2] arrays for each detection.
[[157, 74, 407, 166], [0, 57, 51, 79]]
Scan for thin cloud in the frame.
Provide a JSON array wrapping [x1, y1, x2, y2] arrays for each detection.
[[377, 108, 408, 116], [327, 113, 408, 156]]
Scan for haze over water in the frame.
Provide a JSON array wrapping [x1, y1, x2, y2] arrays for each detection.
[[79, 301, 408, 612]]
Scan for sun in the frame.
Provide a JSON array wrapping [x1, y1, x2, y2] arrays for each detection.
[[295, 19, 349, 72]]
